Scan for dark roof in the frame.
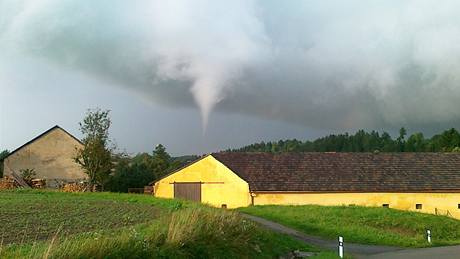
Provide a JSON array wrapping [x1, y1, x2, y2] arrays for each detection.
[[5, 125, 82, 159], [212, 152, 460, 192]]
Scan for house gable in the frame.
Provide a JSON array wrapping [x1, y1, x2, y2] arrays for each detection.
[[3, 126, 86, 185], [155, 155, 251, 208]]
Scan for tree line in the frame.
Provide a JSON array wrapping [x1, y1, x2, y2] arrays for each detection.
[[229, 128, 460, 153], [105, 145, 189, 192]]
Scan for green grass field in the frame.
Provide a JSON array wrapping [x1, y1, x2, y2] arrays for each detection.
[[239, 205, 460, 247], [0, 190, 334, 258]]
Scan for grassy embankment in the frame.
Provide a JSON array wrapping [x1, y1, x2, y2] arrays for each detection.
[[239, 205, 460, 248], [0, 190, 335, 258]]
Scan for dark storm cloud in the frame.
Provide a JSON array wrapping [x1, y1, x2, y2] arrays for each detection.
[[2, 0, 460, 131]]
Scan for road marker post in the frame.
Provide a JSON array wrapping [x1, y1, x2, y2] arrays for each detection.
[[427, 230, 431, 243], [338, 236, 344, 258]]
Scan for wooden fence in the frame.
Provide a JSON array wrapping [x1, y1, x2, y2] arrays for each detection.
[[127, 186, 154, 195]]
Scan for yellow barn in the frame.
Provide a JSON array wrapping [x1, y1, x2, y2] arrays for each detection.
[[155, 152, 460, 219]]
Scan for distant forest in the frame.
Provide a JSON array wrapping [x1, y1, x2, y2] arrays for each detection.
[[229, 128, 460, 153]]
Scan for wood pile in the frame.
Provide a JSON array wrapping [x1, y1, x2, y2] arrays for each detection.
[[31, 179, 46, 189], [0, 177, 17, 190], [62, 183, 89, 193], [9, 170, 31, 188]]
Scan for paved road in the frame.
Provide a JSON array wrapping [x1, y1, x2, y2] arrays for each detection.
[[241, 213, 402, 256], [242, 213, 460, 258], [364, 245, 460, 259]]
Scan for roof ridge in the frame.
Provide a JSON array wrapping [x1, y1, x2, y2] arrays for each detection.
[[4, 125, 82, 159], [214, 151, 460, 155]]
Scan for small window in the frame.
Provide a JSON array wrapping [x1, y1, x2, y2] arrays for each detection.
[[416, 204, 422, 210], [458, 204, 460, 209], [382, 204, 389, 208], [221, 204, 227, 209]]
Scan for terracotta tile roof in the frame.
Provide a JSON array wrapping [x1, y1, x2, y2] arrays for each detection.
[[212, 152, 460, 192]]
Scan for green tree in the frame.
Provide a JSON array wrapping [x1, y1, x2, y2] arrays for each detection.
[[0, 149, 10, 177], [106, 155, 156, 193], [74, 108, 113, 191], [397, 127, 407, 152], [152, 144, 180, 179], [438, 128, 460, 151], [105, 144, 182, 193], [381, 132, 397, 152], [405, 132, 427, 152]]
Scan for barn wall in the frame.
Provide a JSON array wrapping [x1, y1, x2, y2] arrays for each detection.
[[3, 128, 86, 187], [155, 155, 251, 208], [253, 192, 460, 219]]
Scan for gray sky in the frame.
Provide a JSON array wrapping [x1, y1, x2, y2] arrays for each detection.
[[2, 0, 460, 156]]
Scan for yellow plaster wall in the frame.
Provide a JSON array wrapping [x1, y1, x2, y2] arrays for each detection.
[[254, 192, 460, 219], [154, 155, 460, 218], [3, 128, 86, 187], [154, 155, 251, 208]]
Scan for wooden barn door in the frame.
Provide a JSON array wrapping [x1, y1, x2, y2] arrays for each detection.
[[174, 182, 202, 202]]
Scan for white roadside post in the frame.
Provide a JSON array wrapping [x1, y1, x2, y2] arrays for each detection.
[[427, 230, 431, 243], [338, 236, 344, 258]]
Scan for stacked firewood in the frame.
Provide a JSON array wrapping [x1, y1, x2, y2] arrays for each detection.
[[30, 179, 46, 189], [62, 182, 89, 192], [0, 177, 17, 190]]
